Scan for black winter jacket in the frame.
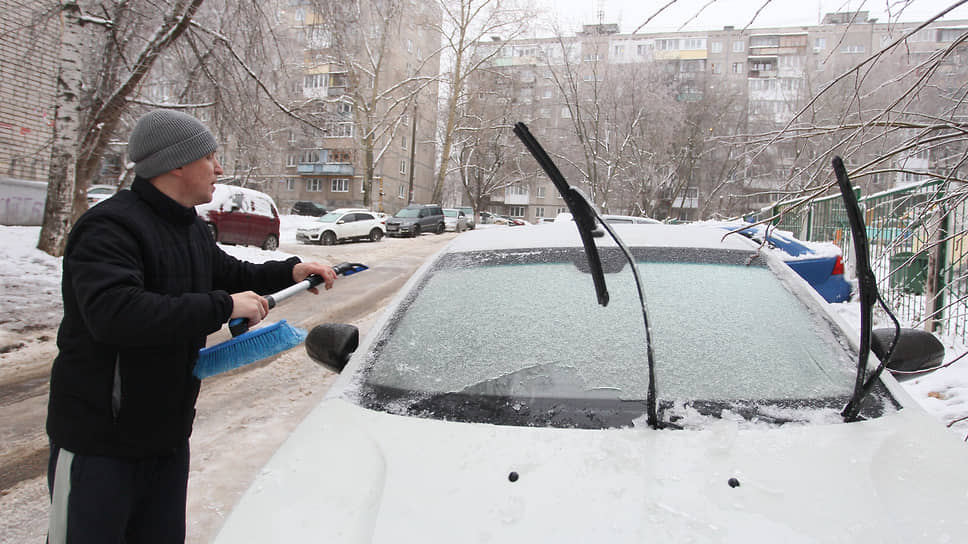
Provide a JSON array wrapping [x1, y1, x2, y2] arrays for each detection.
[[47, 178, 299, 457]]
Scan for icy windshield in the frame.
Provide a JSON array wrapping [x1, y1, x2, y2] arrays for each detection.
[[394, 208, 420, 218], [355, 248, 883, 428]]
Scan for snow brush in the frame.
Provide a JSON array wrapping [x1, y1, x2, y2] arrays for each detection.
[[193, 262, 368, 379]]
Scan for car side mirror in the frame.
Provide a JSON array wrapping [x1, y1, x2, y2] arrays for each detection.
[[337, 220, 344, 224], [305, 323, 359, 374], [871, 327, 944, 381]]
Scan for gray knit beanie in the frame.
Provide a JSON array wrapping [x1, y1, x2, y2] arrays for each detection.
[[128, 110, 218, 179]]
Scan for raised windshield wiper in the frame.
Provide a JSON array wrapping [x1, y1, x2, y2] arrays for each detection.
[[512, 123, 609, 305], [832, 157, 901, 421], [512, 122, 661, 429]]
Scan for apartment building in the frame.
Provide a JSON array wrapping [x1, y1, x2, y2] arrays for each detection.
[[265, 0, 442, 215], [0, 1, 58, 184], [468, 12, 968, 223]]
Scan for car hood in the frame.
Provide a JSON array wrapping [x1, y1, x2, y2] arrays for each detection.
[[386, 217, 417, 224], [214, 398, 968, 543]]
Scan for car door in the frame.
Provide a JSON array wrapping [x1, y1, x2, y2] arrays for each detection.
[[338, 212, 360, 239], [217, 190, 248, 244], [247, 195, 280, 247], [349, 213, 371, 238]]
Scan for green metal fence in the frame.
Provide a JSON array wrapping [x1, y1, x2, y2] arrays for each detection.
[[750, 179, 968, 343]]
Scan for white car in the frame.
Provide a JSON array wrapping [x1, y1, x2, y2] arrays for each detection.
[[443, 208, 468, 232], [86, 184, 117, 206], [295, 208, 386, 245], [215, 222, 968, 543]]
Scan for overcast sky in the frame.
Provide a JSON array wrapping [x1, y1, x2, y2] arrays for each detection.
[[532, 0, 968, 35]]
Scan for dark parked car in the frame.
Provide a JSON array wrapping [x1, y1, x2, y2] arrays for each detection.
[[385, 204, 445, 237], [290, 201, 328, 216]]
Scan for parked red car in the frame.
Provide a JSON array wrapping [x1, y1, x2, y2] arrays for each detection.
[[195, 184, 281, 250]]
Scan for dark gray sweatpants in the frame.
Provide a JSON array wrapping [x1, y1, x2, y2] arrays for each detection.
[[47, 442, 190, 544]]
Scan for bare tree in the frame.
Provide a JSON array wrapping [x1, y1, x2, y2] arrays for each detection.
[[430, 0, 532, 204], [39, 0, 206, 257], [308, 0, 439, 210]]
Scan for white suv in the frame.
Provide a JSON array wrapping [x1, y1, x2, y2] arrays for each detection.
[[296, 208, 386, 245]]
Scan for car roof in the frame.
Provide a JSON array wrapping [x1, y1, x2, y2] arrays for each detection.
[[447, 221, 754, 253], [330, 208, 370, 214], [601, 214, 661, 224]]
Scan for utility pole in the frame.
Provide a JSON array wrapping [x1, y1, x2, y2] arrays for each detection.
[[407, 101, 417, 204]]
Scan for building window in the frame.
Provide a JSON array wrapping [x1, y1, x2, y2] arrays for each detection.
[[683, 38, 705, 50], [401, 135, 408, 150], [814, 37, 826, 50], [750, 36, 779, 48], [304, 73, 327, 89], [535, 207, 545, 217], [840, 44, 865, 54], [401, 113, 409, 126], [732, 40, 745, 52], [328, 122, 355, 138], [509, 206, 526, 217], [307, 178, 323, 192], [286, 154, 297, 167], [637, 44, 650, 56], [399, 159, 407, 174], [710, 41, 722, 53], [398, 185, 406, 198], [656, 39, 679, 50], [613, 45, 625, 57], [300, 149, 320, 163], [536, 187, 546, 198], [338, 101, 353, 114], [680, 59, 705, 72], [288, 130, 297, 144], [561, 106, 571, 119], [509, 185, 528, 196], [329, 149, 352, 163], [285, 178, 295, 191], [331, 178, 349, 192], [732, 62, 744, 73]]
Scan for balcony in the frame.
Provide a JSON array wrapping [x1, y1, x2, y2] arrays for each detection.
[[297, 163, 355, 175], [506, 192, 530, 205]]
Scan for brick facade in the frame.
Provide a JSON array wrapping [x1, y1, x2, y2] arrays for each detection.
[[0, 1, 59, 182]]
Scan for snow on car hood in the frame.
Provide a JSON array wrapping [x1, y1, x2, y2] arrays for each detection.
[[214, 398, 968, 543]]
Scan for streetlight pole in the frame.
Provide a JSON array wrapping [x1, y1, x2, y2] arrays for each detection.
[[407, 101, 417, 204]]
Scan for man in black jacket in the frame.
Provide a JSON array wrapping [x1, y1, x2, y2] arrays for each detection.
[[46, 109, 338, 543]]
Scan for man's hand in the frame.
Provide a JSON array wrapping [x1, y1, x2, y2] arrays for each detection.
[[293, 261, 337, 292], [230, 291, 270, 326]]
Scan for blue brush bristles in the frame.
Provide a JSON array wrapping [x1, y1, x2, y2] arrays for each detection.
[[194, 320, 308, 379]]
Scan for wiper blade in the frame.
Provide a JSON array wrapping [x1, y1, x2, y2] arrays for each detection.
[[833, 157, 901, 422], [513, 122, 609, 306], [512, 122, 661, 429]]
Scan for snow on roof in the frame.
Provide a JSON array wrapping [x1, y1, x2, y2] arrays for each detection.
[[195, 184, 278, 218]]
